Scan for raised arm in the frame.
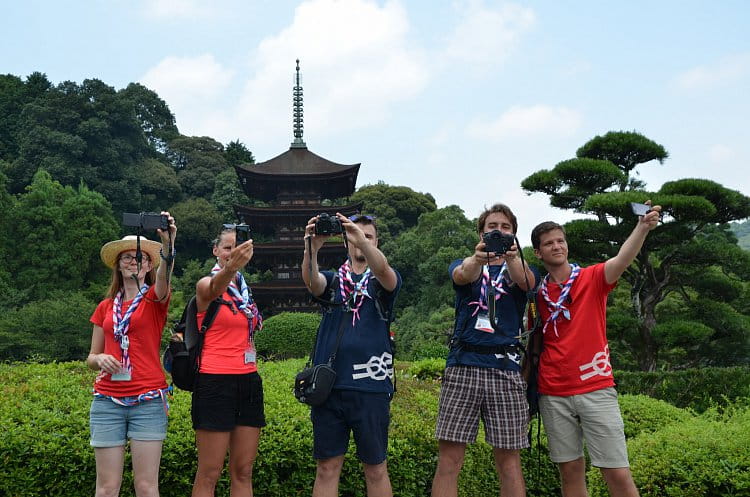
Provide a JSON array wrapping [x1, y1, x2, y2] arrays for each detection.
[[153, 211, 177, 301], [604, 203, 661, 284], [302, 216, 330, 297]]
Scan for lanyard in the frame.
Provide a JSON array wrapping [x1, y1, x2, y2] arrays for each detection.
[[112, 284, 149, 372]]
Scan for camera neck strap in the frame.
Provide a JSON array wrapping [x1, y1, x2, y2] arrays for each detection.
[[305, 314, 348, 369]]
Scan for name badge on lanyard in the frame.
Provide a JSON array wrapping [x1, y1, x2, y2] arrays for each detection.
[[474, 313, 494, 333]]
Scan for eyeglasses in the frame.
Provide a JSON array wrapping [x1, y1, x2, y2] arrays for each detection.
[[349, 214, 376, 222], [120, 254, 151, 264]]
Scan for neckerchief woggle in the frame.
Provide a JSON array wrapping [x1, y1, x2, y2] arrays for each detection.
[[338, 260, 371, 325], [540, 263, 580, 337], [111, 283, 150, 375], [211, 264, 263, 339], [468, 263, 508, 316]]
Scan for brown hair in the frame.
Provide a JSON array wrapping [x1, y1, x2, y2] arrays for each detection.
[[104, 253, 156, 299], [531, 221, 566, 249], [350, 214, 378, 237], [477, 203, 518, 234]]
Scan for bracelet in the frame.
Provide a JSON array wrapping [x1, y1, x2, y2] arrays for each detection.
[[160, 247, 176, 261]]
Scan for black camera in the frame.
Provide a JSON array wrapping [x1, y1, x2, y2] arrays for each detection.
[[235, 223, 251, 244], [315, 213, 343, 235], [482, 230, 516, 254], [123, 212, 169, 231]]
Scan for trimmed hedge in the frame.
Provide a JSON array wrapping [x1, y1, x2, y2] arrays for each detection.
[[253, 312, 321, 360], [616, 366, 750, 412], [588, 407, 750, 497], [3, 361, 748, 496]]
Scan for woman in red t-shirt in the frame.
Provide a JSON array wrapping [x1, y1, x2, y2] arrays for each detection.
[[190, 225, 265, 497], [86, 212, 176, 497]]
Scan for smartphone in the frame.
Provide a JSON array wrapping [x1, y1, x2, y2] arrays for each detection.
[[630, 202, 651, 216]]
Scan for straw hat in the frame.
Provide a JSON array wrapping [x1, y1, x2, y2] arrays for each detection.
[[100, 235, 162, 269]]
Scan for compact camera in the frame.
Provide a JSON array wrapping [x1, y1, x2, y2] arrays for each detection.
[[315, 213, 343, 235], [122, 212, 169, 231], [482, 230, 516, 254], [235, 223, 251, 244]]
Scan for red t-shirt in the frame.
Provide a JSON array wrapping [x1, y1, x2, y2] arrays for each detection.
[[90, 286, 170, 397], [197, 292, 257, 375], [536, 263, 617, 396]]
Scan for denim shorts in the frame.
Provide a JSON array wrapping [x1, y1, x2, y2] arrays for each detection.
[[311, 389, 391, 465], [89, 396, 168, 448]]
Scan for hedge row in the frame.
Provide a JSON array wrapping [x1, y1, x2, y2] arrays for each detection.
[[408, 359, 750, 413], [2, 361, 748, 496]]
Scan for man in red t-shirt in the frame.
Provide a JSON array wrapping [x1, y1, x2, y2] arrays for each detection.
[[531, 203, 660, 497]]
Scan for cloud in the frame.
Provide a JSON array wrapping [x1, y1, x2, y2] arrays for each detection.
[[442, 0, 535, 67], [139, 54, 235, 136], [466, 104, 583, 140], [675, 52, 750, 91], [708, 144, 734, 163], [232, 0, 429, 146], [141, 0, 218, 20], [140, 54, 234, 104]]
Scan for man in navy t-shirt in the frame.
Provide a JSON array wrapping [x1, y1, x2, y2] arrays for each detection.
[[432, 203, 538, 497], [302, 213, 401, 497]]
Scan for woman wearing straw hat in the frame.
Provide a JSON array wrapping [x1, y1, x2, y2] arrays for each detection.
[[190, 224, 264, 497], [86, 211, 176, 497]]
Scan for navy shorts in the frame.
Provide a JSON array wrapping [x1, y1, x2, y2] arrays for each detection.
[[191, 372, 266, 431], [311, 389, 391, 465]]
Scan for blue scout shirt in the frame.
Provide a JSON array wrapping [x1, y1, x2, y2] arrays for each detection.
[[313, 268, 402, 394], [447, 259, 538, 371]]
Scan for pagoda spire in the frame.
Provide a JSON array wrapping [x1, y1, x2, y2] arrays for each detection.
[[291, 59, 306, 149]]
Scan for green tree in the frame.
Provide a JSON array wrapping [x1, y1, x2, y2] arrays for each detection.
[[522, 131, 750, 370], [351, 182, 437, 242], [224, 139, 255, 167], [119, 82, 179, 152], [166, 136, 229, 199], [385, 205, 476, 312], [2, 170, 118, 304], [169, 197, 223, 268], [212, 167, 251, 221]]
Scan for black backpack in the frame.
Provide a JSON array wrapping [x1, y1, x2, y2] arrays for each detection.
[[162, 296, 222, 391]]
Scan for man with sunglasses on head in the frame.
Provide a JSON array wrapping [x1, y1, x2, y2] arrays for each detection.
[[530, 201, 661, 497], [302, 213, 401, 497], [432, 203, 538, 497]]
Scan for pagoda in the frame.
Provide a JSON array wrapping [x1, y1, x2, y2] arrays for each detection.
[[234, 60, 362, 316]]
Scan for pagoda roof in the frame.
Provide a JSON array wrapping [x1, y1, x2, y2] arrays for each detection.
[[237, 147, 360, 177]]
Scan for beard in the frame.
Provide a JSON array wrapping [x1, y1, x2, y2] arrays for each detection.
[[354, 254, 367, 263]]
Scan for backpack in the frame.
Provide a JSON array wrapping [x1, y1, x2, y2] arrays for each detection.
[[162, 296, 222, 391]]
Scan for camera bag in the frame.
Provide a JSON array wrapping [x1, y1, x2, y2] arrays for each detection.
[[294, 315, 347, 406], [163, 296, 222, 392]]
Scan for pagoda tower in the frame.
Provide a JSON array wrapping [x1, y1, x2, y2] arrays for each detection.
[[234, 60, 363, 316]]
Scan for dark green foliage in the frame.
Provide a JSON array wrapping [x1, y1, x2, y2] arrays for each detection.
[[0, 291, 96, 361], [406, 358, 445, 380], [617, 394, 692, 439], [615, 366, 750, 412], [730, 220, 750, 250], [351, 182, 437, 241], [254, 312, 321, 360], [224, 140, 255, 167], [1, 170, 118, 304], [169, 198, 223, 267], [211, 167, 251, 221], [522, 130, 750, 371], [588, 407, 750, 497], [395, 305, 454, 360], [385, 205, 476, 311]]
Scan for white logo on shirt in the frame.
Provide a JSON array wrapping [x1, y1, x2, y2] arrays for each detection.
[[579, 346, 612, 381], [352, 352, 393, 381], [495, 351, 522, 365]]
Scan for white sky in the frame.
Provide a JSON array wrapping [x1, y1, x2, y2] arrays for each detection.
[[2, 0, 749, 244]]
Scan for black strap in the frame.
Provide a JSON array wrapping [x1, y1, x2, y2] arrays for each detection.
[[456, 341, 521, 355], [305, 313, 347, 369], [193, 298, 225, 372]]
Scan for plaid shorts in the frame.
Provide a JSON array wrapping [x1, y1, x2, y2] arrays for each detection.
[[435, 366, 529, 449]]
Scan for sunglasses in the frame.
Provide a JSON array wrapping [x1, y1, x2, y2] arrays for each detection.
[[349, 214, 376, 222]]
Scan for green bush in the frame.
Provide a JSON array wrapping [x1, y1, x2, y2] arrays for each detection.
[[0, 291, 97, 362], [406, 358, 445, 380], [616, 366, 750, 412], [254, 312, 321, 360], [0, 360, 561, 496], [588, 406, 750, 497], [618, 394, 693, 439]]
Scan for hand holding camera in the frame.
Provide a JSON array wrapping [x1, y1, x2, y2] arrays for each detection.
[[482, 230, 516, 256]]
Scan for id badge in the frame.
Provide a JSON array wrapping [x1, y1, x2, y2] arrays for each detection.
[[244, 348, 256, 364], [111, 367, 132, 381], [474, 313, 494, 333]]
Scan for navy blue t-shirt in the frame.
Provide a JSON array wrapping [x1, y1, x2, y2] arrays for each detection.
[[447, 259, 538, 371], [313, 268, 402, 394]]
